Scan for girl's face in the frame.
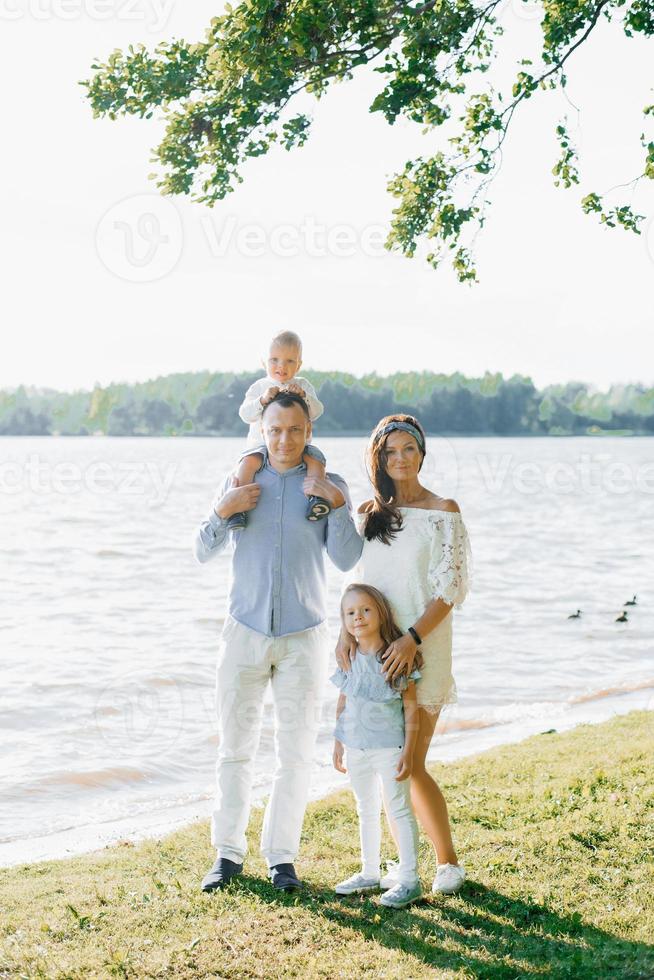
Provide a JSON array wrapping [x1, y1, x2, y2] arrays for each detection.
[[382, 430, 423, 482], [342, 590, 382, 646], [265, 344, 302, 384]]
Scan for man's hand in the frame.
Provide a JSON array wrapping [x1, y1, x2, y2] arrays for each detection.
[[259, 385, 280, 406], [302, 475, 345, 509], [213, 475, 261, 519], [333, 740, 347, 773], [381, 633, 418, 683], [335, 632, 357, 671], [283, 382, 307, 398], [395, 748, 413, 782]]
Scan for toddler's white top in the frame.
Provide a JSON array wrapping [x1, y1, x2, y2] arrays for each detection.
[[239, 375, 324, 447]]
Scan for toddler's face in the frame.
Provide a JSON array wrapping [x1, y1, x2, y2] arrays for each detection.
[[265, 344, 301, 385], [342, 591, 381, 646]]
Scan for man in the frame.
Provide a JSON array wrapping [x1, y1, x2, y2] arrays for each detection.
[[193, 390, 362, 893]]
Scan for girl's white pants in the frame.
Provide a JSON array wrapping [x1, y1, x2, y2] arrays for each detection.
[[345, 745, 419, 886]]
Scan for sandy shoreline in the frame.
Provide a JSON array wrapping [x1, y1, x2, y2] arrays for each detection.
[[2, 686, 652, 870]]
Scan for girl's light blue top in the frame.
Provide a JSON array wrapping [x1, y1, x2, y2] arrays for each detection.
[[331, 651, 421, 750]]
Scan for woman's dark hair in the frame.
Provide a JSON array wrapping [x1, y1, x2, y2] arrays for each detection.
[[363, 414, 427, 545], [340, 583, 423, 688]]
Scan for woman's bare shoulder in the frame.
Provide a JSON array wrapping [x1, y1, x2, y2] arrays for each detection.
[[424, 492, 460, 513], [357, 500, 374, 514]]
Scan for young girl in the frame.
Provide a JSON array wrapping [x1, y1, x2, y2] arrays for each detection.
[[331, 584, 423, 908], [227, 330, 331, 529]]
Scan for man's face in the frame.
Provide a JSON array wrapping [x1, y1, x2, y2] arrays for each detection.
[[261, 402, 311, 468], [264, 344, 302, 385]]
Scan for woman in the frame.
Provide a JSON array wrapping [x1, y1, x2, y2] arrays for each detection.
[[336, 414, 471, 895]]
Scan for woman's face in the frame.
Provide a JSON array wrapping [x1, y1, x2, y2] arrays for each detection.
[[382, 429, 423, 481]]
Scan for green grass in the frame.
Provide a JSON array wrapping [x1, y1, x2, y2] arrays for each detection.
[[1, 711, 653, 979]]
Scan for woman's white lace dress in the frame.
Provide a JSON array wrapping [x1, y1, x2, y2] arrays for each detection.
[[351, 507, 472, 713]]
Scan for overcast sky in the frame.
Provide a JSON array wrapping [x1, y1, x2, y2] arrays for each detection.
[[1, 1, 653, 393]]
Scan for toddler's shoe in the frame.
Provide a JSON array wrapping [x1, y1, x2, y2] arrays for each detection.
[[432, 863, 466, 895], [306, 496, 331, 522], [334, 871, 380, 895], [380, 859, 400, 890], [226, 511, 247, 531], [379, 880, 422, 909]]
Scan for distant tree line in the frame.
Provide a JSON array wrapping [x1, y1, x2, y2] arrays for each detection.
[[1, 371, 653, 437]]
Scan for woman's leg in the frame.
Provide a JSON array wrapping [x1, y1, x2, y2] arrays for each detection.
[[410, 706, 459, 866]]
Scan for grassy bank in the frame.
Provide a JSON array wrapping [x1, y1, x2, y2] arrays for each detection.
[[1, 711, 653, 979]]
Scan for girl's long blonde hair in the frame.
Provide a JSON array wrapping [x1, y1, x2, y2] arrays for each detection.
[[340, 583, 423, 688]]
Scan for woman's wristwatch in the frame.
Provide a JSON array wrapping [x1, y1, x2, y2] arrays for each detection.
[[407, 626, 422, 646]]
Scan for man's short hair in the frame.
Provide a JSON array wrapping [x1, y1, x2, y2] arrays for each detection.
[[261, 390, 310, 419], [270, 330, 302, 356]]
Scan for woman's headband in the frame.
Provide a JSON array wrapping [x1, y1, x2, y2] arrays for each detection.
[[373, 420, 425, 452]]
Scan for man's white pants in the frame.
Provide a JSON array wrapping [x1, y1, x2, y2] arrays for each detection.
[[212, 615, 329, 868], [345, 746, 419, 886]]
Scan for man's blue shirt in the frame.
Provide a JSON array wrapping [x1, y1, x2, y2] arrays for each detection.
[[193, 455, 363, 637]]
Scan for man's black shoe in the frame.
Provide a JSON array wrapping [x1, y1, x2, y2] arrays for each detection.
[[201, 857, 243, 892], [269, 863, 303, 892]]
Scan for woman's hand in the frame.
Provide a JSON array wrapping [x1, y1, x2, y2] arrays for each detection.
[[395, 748, 413, 782], [381, 633, 418, 683], [333, 740, 346, 773], [335, 631, 357, 671]]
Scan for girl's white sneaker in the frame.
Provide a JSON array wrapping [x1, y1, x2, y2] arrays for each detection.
[[379, 880, 423, 909], [335, 872, 380, 895], [432, 863, 466, 895]]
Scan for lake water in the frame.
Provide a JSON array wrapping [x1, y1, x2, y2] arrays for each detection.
[[1, 435, 653, 865]]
